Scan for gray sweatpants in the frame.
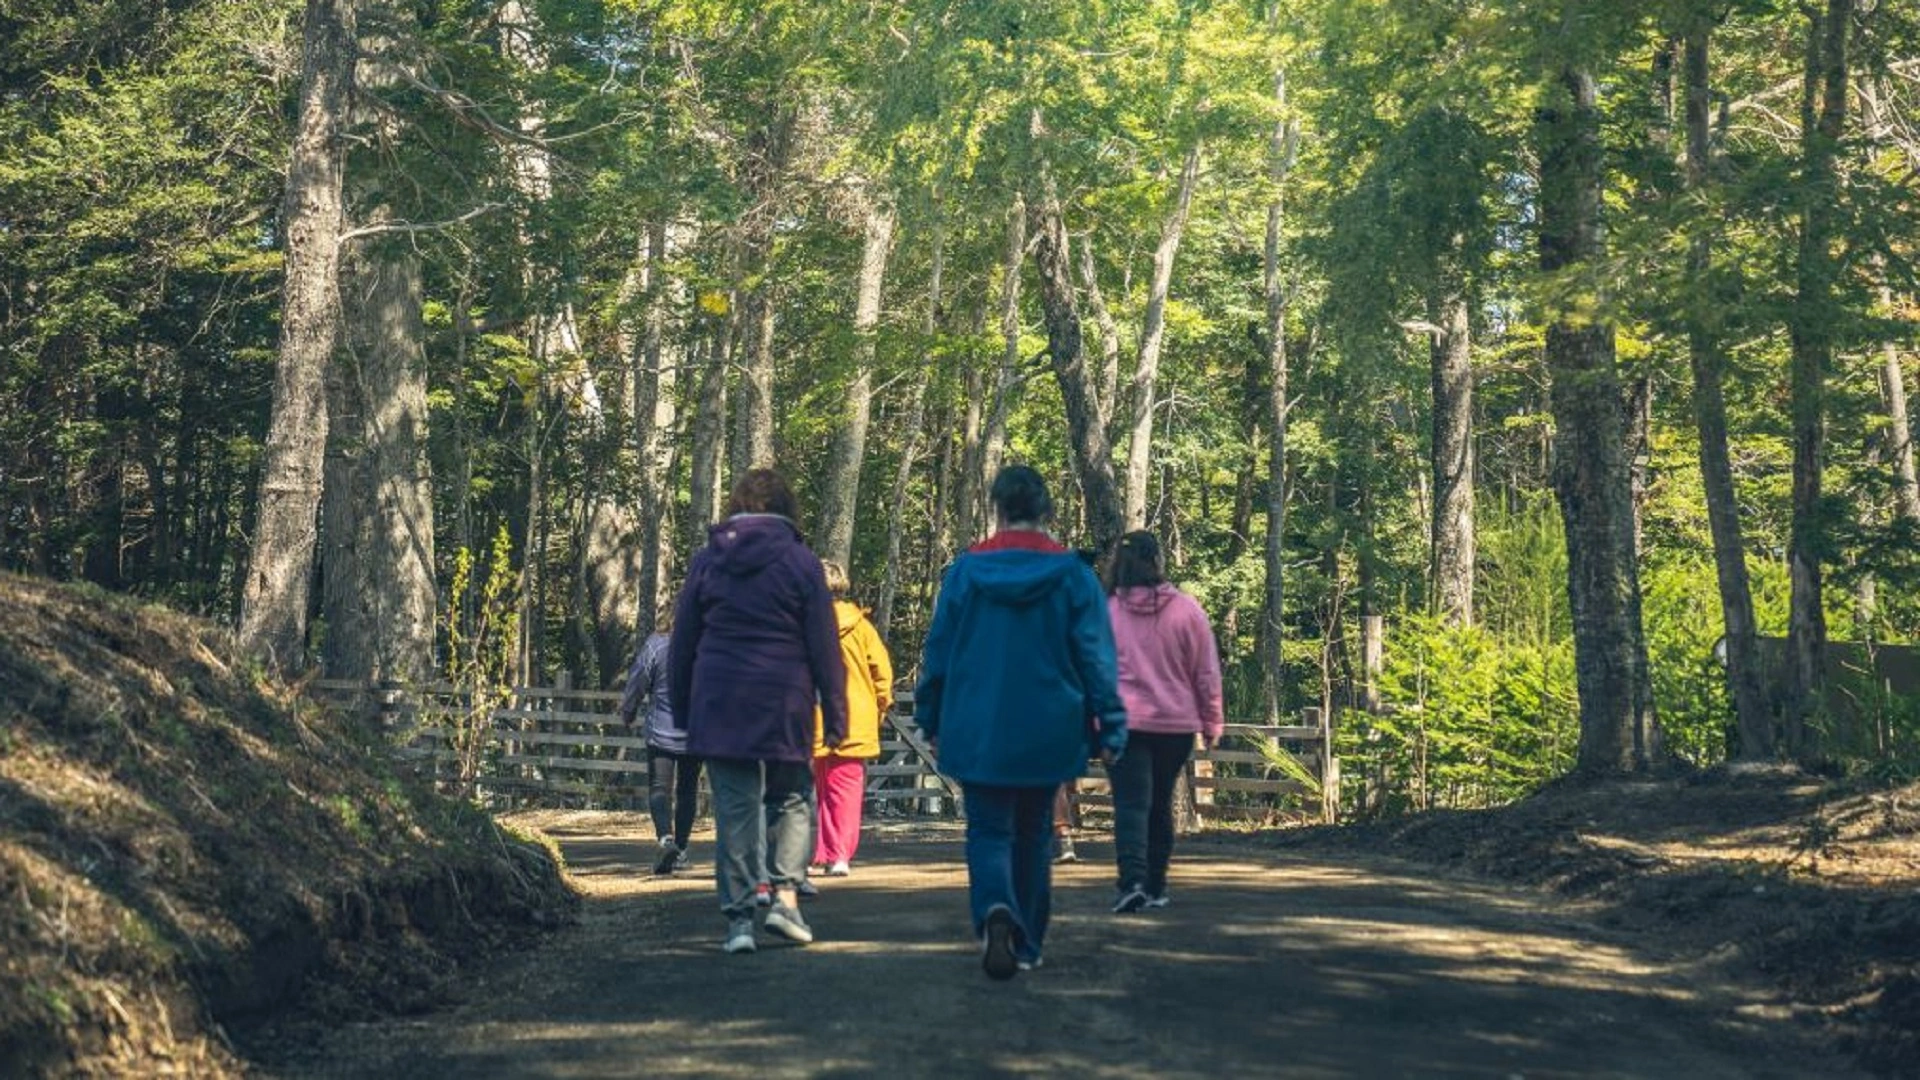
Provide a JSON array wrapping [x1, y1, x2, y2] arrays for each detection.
[[707, 758, 815, 919]]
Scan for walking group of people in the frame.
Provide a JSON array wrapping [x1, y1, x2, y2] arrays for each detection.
[[620, 463, 1222, 979]]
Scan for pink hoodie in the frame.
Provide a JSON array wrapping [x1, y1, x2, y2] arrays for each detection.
[[1107, 584, 1225, 740]]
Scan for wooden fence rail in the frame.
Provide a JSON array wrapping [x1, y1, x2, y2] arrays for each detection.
[[311, 680, 1338, 825]]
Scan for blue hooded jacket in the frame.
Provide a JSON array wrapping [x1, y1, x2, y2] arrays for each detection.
[[669, 514, 849, 763], [915, 534, 1127, 787]]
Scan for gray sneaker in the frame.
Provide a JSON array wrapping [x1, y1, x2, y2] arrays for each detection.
[[1144, 893, 1170, 910], [723, 919, 756, 954], [1112, 885, 1150, 914], [763, 902, 814, 944]]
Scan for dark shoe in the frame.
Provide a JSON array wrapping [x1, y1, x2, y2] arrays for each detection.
[[796, 878, 820, 899], [671, 845, 692, 872], [1112, 885, 1150, 914], [753, 882, 773, 907], [1144, 892, 1170, 910], [653, 839, 682, 876], [1052, 835, 1079, 864], [982, 904, 1018, 981]]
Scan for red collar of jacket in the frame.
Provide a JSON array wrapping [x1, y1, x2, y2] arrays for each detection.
[[970, 529, 1066, 554]]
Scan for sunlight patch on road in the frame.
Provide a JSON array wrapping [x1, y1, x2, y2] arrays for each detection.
[[1267, 914, 1701, 999]]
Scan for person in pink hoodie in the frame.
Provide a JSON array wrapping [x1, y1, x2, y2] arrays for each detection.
[[1103, 530, 1224, 913]]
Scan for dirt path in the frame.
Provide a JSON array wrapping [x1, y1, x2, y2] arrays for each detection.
[[272, 813, 1859, 1079]]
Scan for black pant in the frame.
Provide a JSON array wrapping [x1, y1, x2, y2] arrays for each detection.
[[648, 749, 703, 847], [1109, 731, 1195, 894]]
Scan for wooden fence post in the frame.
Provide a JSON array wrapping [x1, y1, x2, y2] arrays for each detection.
[[1303, 705, 1338, 825]]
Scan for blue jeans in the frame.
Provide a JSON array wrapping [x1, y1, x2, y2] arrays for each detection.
[[962, 784, 1055, 963]]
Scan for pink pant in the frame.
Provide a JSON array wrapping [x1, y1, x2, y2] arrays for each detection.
[[812, 756, 868, 866]]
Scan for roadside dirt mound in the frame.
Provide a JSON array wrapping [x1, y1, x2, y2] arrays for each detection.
[[1268, 769, 1920, 1074], [0, 574, 577, 1077]]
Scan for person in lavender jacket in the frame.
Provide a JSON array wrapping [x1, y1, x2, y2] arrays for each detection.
[[1103, 530, 1225, 914], [669, 469, 849, 956], [617, 602, 700, 877]]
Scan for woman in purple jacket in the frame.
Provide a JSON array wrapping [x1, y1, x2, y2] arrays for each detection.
[[669, 469, 849, 955]]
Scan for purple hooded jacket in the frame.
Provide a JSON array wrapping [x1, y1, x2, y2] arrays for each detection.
[[668, 514, 850, 762]]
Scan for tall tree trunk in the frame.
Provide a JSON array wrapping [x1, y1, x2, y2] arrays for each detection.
[[688, 316, 731, 549], [735, 289, 777, 474], [732, 111, 795, 477], [1030, 173, 1125, 554], [980, 194, 1025, 522], [499, 0, 609, 683], [237, 0, 356, 674], [820, 196, 897, 567], [1077, 232, 1123, 439], [1683, 24, 1773, 760], [323, 240, 436, 689], [878, 217, 943, 643], [322, 25, 437, 694], [1879, 283, 1920, 526], [1124, 144, 1202, 529], [1259, 65, 1299, 725], [1538, 65, 1657, 774], [636, 219, 691, 638], [498, 0, 593, 411], [1784, 0, 1855, 757], [1428, 281, 1475, 627]]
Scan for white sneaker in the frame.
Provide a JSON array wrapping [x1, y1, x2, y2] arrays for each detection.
[[826, 861, 851, 877], [723, 919, 756, 954]]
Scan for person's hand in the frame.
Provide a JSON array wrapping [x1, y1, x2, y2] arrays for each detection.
[[1098, 746, 1121, 768], [1200, 731, 1221, 753]]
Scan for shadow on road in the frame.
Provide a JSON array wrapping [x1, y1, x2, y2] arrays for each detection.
[[279, 817, 1857, 1079]]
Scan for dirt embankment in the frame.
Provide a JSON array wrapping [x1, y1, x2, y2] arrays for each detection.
[[0, 574, 576, 1077], [1267, 770, 1920, 1074]]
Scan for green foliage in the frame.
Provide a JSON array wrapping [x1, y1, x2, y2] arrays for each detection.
[[1353, 613, 1577, 813]]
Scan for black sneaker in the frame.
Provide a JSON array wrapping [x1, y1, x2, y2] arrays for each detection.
[[652, 839, 681, 876], [1112, 885, 1150, 914], [981, 904, 1018, 981]]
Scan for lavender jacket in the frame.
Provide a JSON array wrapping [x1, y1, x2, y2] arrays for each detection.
[[668, 514, 849, 763], [617, 633, 686, 755]]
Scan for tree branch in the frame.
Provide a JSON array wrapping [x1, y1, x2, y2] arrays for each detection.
[[340, 202, 508, 244]]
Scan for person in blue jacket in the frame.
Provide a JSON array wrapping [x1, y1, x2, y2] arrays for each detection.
[[916, 464, 1127, 980], [670, 468, 849, 956]]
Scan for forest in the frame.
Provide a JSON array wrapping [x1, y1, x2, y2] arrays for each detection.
[[3, 0, 1917, 815]]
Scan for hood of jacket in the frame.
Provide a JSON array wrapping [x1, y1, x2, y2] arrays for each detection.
[[834, 599, 865, 637], [1114, 582, 1180, 615], [705, 513, 801, 576], [960, 548, 1084, 608]]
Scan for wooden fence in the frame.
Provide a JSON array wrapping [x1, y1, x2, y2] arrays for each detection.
[[311, 680, 1337, 825]]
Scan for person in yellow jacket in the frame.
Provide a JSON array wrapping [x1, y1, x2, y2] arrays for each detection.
[[811, 560, 893, 876]]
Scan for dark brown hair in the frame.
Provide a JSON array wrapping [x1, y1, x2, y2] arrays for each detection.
[[1104, 530, 1166, 595], [724, 468, 799, 520]]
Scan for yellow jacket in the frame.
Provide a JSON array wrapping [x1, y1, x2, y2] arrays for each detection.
[[815, 600, 893, 758]]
